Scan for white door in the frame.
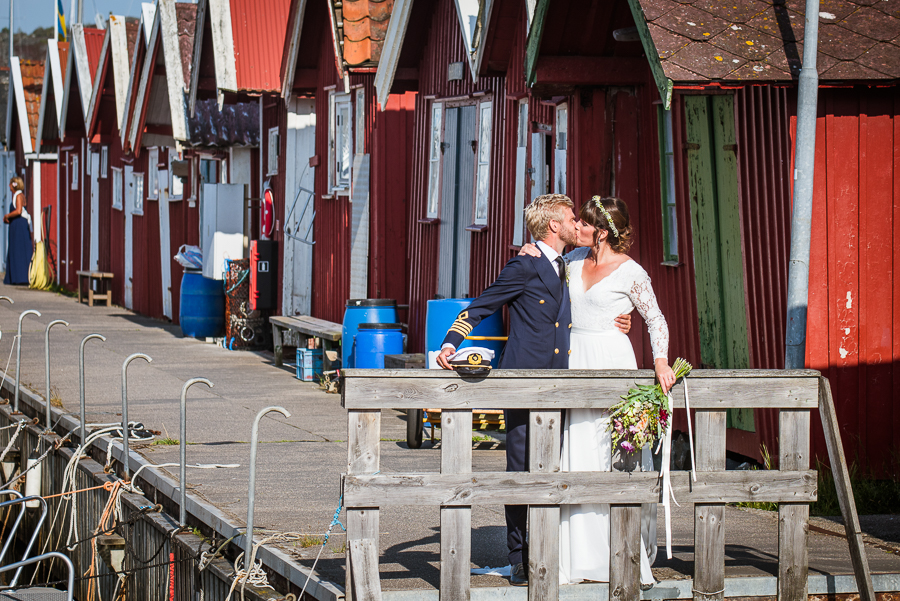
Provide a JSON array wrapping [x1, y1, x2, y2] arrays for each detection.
[[282, 98, 316, 315], [124, 165, 134, 309], [89, 152, 100, 271], [158, 181, 172, 319], [201, 183, 244, 280]]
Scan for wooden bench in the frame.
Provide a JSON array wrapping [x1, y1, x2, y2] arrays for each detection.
[[76, 271, 114, 307], [341, 368, 875, 601], [270, 315, 342, 371]]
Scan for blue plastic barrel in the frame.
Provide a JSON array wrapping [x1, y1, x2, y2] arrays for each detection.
[[355, 323, 404, 369], [179, 271, 225, 338], [425, 299, 505, 366], [342, 299, 398, 368]]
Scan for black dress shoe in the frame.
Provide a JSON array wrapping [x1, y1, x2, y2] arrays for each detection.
[[509, 563, 528, 586]]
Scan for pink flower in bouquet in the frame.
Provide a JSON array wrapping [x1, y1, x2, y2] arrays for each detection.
[[621, 441, 635, 452], [614, 419, 624, 433]]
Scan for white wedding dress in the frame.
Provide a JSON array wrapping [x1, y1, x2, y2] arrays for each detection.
[[559, 247, 669, 586]]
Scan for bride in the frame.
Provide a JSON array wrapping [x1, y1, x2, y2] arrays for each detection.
[[522, 195, 674, 586]]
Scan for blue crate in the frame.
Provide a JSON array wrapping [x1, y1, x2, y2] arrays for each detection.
[[296, 348, 324, 381]]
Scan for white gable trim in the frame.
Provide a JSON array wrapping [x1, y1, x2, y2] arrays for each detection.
[[49, 41, 65, 122], [208, 0, 238, 92], [120, 6, 154, 147], [453, 0, 494, 82], [9, 58, 33, 154], [36, 41, 64, 153], [72, 25, 95, 120], [188, 0, 208, 113], [85, 28, 112, 137], [159, 0, 188, 140], [128, 4, 162, 149], [109, 15, 131, 127], [142, 2, 157, 45], [280, 0, 308, 100], [374, 0, 413, 111]]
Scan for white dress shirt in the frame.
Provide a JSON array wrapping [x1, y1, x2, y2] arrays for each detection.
[[536, 240, 562, 276]]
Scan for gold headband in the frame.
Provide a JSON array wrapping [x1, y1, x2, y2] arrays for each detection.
[[592, 196, 618, 237]]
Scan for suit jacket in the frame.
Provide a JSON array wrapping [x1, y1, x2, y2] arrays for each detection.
[[443, 254, 571, 369]]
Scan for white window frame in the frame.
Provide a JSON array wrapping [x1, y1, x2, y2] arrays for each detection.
[[554, 103, 568, 195], [100, 146, 108, 178], [85, 151, 92, 175], [658, 107, 679, 263], [329, 91, 353, 194], [71, 154, 79, 190], [112, 167, 123, 210], [267, 127, 280, 176], [512, 99, 529, 246], [425, 101, 443, 219], [473, 100, 492, 226], [355, 88, 365, 155], [148, 148, 159, 200], [131, 172, 144, 215], [168, 148, 184, 200]]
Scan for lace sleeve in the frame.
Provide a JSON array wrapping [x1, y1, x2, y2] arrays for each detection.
[[627, 267, 669, 360]]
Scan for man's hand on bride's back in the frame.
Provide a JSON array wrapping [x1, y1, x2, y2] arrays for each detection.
[[517, 244, 541, 258], [614, 314, 631, 334]]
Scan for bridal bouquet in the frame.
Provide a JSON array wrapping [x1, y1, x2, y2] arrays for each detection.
[[608, 358, 693, 453]]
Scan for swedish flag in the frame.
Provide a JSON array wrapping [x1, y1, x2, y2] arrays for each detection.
[[57, 0, 66, 42]]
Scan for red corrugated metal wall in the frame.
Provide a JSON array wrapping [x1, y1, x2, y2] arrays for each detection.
[[60, 138, 84, 288], [264, 97, 288, 316], [806, 86, 900, 477], [167, 155, 200, 324], [405, 0, 507, 351], [39, 159, 58, 277], [130, 151, 165, 319], [109, 139, 126, 306]]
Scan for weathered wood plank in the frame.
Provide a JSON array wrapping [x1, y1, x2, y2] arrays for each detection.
[[694, 410, 726, 601], [528, 410, 561, 601], [778, 410, 810, 601], [347, 410, 381, 601], [440, 410, 471, 601], [349, 538, 382, 601], [818, 378, 875, 601], [341, 372, 819, 410], [342, 470, 818, 506], [610, 505, 641, 601]]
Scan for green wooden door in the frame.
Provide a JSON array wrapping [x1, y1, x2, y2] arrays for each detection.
[[684, 95, 754, 431]]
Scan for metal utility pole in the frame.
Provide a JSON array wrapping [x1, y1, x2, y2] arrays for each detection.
[[784, 0, 820, 370], [9, 0, 13, 62], [77, 0, 82, 24]]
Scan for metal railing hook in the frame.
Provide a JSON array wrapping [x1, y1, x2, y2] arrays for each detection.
[[43, 319, 69, 431], [244, 405, 291, 567], [179, 377, 213, 526], [79, 334, 106, 445], [0, 296, 14, 305], [14, 310, 41, 413], [120, 353, 152, 479]]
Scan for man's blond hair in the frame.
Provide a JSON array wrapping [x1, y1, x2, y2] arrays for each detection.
[[524, 194, 574, 241]]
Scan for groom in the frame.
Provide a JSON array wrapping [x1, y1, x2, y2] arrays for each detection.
[[437, 193, 630, 585]]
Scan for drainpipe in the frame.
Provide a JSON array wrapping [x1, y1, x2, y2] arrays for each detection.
[[784, 0, 820, 370]]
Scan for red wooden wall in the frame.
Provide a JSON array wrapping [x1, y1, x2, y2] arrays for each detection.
[[806, 86, 900, 477]]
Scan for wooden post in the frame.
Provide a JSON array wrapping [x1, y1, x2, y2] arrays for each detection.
[[818, 378, 875, 601], [694, 410, 726, 601], [778, 410, 809, 601], [271, 324, 284, 367], [346, 409, 382, 601], [440, 409, 472, 601], [610, 504, 642, 601], [528, 410, 561, 601]]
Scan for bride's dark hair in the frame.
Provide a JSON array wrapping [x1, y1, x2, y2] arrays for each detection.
[[579, 196, 633, 253]]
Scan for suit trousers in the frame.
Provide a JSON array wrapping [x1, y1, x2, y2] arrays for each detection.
[[504, 408, 529, 566]]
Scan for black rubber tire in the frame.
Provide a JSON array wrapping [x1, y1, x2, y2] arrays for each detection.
[[406, 409, 423, 449]]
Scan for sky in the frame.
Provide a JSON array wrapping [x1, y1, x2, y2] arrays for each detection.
[[7, 0, 148, 33]]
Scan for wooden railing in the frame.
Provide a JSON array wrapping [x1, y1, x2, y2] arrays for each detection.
[[341, 369, 874, 601]]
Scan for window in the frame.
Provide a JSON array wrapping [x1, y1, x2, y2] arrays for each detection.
[[71, 155, 79, 190], [112, 167, 123, 210], [148, 148, 159, 200], [199, 158, 219, 185], [355, 88, 365, 155], [473, 101, 492, 226], [658, 106, 678, 263], [267, 127, 280, 176], [132, 173, 144, 215], [425, 102, 443, 219], [329, 92, 352, 192], [100, 146, 108, 178], [512, 99, 528, 246], [554, 104, 567, 195], [168, 149, 185, 200]]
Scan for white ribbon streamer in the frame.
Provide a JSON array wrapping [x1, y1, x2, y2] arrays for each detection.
[[657, 377, 696, 560]]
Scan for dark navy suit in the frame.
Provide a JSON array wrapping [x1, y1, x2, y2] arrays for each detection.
[[443, 252, 572, 567]]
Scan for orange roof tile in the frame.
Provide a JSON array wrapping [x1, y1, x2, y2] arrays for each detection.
[[340, 0, 394, 66], [19, 60, 45, 150]]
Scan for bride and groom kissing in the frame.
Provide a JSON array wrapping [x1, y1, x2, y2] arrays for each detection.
[[436, 193, 675, 587]]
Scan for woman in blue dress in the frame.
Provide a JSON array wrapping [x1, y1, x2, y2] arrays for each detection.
[[4, 177, 33, 285]]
